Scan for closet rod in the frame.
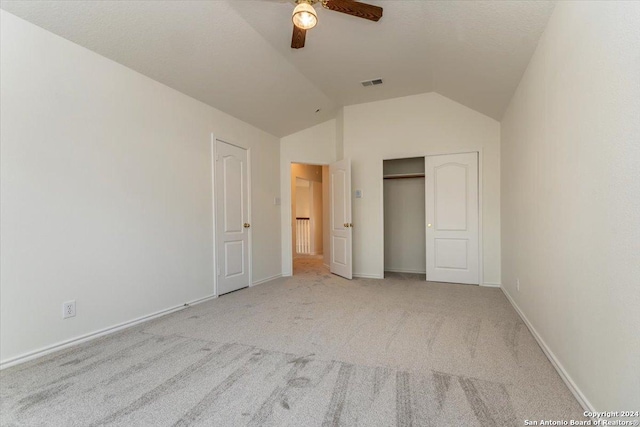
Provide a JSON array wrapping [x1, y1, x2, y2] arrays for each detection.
[[383, 173, 425, 180]]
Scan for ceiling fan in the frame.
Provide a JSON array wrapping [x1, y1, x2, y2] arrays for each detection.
[[290, 0, 383, 49]]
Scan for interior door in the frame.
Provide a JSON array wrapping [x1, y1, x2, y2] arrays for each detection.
[[329, 158, 352, 279], [215, 140, 250, 295], [425, 152, 479, 284]]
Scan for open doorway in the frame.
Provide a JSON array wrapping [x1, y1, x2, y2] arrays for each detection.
[[291, 163, 330, 275]]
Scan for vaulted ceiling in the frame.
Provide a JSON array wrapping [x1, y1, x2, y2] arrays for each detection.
[[1, 1, 556, 137]]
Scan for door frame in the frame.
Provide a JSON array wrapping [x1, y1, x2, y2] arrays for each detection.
[[211, 134, 252, 296], [380, 148, 484, 285], [286, 161, 329, 276]]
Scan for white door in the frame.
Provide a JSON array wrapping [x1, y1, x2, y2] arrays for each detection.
[[425, 152, 479, 285], [329, 158, 352, 279], [215, 140, 250, 295]]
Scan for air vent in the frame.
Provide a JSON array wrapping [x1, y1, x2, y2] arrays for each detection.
[[361, 78, 383, 87]]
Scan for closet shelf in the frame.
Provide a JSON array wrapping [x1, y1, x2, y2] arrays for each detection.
[[383, 173, 425, 179]]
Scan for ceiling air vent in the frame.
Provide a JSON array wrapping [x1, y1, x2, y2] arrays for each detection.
[[361, 78, 383, 87]]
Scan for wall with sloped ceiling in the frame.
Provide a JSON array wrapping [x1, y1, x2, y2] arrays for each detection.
[[343, 92, 501, 283], [501, 1, 640, 411], [0, 11, 281, 365]]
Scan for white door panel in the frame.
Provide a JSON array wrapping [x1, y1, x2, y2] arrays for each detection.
[[330, 158, 352, 279], [426, 153, 479, 284], [216, 140, 250, 295], [435, 164, 468, 230]]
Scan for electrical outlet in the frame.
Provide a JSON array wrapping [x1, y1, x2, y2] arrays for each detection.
[[62, 300, 76, 319], [516, 279, 520, 292]]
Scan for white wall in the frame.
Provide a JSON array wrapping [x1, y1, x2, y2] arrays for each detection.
[[322, 166, 330, 266], [311, 181, 323, 255], [343, 93, 501, 281], [500, 1, 640, 411], [280, 120, 337, 275], [335, 108, 344, 161], [384, 178, 426, 274], [0, 11, 281, 364], [295, 182, 311, 218]]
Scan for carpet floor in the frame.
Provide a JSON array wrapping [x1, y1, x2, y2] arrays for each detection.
[[1, 258, 585, 426]]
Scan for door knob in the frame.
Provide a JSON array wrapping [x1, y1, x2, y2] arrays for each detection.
[[344, 223, 348, 228], [244, 223, 250, 228], [349, 223, 353, 228]]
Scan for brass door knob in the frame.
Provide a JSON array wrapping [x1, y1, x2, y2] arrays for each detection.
[[344, 223, 348, 227], [244, 223, 250, 228]]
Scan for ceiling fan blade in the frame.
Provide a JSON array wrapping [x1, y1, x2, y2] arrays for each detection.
[[291, 24, 307, 49], [324, 0, 383, 22]]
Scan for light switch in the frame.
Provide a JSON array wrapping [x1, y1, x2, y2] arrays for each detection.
[[355, 190, 363, 199]]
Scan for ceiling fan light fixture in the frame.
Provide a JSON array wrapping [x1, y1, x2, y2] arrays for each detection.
[[292, 2, 318, 30]]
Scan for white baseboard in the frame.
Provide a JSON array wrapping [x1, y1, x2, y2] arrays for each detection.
[[500, 287, 594, 412], [353, 273, 384, 279], [251, 274, 282, 287], [0, 294, 217, 370], [384, 268, 427, 274], [481, 282, 501, 288]]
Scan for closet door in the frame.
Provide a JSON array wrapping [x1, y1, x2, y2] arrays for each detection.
[[425, 153, 479, 285], [215, 140, 251, 295]]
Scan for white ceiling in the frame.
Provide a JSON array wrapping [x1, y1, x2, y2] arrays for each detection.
[[1, 0, 555, 137]]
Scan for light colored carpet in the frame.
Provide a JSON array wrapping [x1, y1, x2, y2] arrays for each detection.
[[1, 258, 585, 426]]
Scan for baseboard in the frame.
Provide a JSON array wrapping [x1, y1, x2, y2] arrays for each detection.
[[0, 294, 217, 370], [353, 273, 384, 279], [251, 274, 282, 287], [481, 282, 501, 288], [384, 268, 427, 274], [500, 287, 594, 412]]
